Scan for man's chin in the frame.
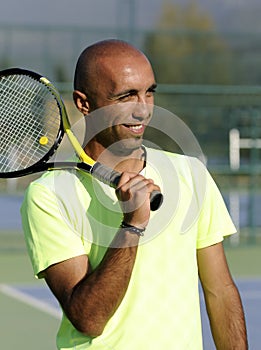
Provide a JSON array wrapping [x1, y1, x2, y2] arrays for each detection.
[[109, 139, 143, 156]]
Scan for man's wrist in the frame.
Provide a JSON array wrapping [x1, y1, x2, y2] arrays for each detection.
[[120, 221, 146, 237]]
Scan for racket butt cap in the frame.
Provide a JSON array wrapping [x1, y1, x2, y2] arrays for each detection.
[[150, 191, 163, 211]]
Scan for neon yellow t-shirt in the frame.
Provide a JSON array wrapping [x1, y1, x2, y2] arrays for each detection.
[[21, 148, 236, 350]]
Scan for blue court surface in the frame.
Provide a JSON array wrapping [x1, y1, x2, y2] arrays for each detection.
[[0, 278, 260, 348]]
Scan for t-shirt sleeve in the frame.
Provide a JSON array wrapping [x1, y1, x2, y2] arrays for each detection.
[[20, 181, 89, 278], [196, 162, 237, 249]]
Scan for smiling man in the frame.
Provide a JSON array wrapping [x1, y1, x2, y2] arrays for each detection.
[[21, 39, 247, 349]]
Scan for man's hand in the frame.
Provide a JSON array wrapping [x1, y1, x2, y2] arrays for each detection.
[[116, 172, 160, 229]]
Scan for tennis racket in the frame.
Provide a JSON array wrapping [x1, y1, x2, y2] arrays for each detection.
[[0, 68, 163, 211]]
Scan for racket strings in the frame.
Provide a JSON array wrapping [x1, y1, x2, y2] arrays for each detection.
[[0, 78, 49, 169], [0, 74, 61, 172]]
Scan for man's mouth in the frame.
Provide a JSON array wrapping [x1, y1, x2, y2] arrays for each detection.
[[123, 124, 145, 134]]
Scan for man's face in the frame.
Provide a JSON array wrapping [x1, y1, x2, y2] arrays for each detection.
[[86, 53, 156, 156]]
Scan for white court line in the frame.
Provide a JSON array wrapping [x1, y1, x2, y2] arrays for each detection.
[[0, 283, 62, 319]]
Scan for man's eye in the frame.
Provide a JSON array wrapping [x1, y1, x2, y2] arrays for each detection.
[[119, 94, 130, 101], [119, 92, 136, 101]]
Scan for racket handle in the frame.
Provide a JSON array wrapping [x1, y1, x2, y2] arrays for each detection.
[[91, 162, 163, 211]]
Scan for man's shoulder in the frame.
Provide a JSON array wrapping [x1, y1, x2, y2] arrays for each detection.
[[146, 146, 205, 170], [27, 169, 78, 190], [24, 169, 92, 205], [22, 169, 93, 215]]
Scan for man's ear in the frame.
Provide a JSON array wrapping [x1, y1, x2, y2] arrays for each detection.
[[73, 90, 90, 115]]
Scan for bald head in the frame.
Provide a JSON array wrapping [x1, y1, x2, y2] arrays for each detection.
[[73, 39, 153, 104]]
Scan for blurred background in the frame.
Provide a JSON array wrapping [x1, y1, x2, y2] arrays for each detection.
[[1, 0, 261, 349]]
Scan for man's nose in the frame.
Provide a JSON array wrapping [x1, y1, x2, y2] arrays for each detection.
[[132, 101, 151, 120]]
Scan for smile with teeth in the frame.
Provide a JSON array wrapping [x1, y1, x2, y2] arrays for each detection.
[[124, 124, 144, 133]]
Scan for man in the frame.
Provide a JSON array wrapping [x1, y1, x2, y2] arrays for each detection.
[[21, 39, 247, 349]]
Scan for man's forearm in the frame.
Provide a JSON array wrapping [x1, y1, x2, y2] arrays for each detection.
[[206, 283, 248, 349], [66, 229, 140, 337]]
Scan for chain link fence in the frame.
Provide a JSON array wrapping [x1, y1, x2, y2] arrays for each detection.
[[1, 24, 261, 245]]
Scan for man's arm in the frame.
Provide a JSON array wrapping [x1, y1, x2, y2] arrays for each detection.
[[197, 242, 248, 349], [43, 172, 158, 337], [44, 229, 139, 337]]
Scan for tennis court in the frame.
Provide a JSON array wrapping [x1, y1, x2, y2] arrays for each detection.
[[0, 242, 261, 349]]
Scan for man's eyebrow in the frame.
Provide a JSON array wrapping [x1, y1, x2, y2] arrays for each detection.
[[149, 83, 157, 91]]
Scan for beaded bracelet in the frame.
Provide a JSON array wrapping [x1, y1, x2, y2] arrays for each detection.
[[120, 221, 145, 237]]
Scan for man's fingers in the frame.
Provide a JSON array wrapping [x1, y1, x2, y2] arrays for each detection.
[[116, 173, 154, 200]]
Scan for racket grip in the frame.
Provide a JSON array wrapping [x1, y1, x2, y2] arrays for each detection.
[[91, 162, 163, 211]]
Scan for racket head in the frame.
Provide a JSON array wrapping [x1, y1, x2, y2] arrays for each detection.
[[0, 68, 64, 178]]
